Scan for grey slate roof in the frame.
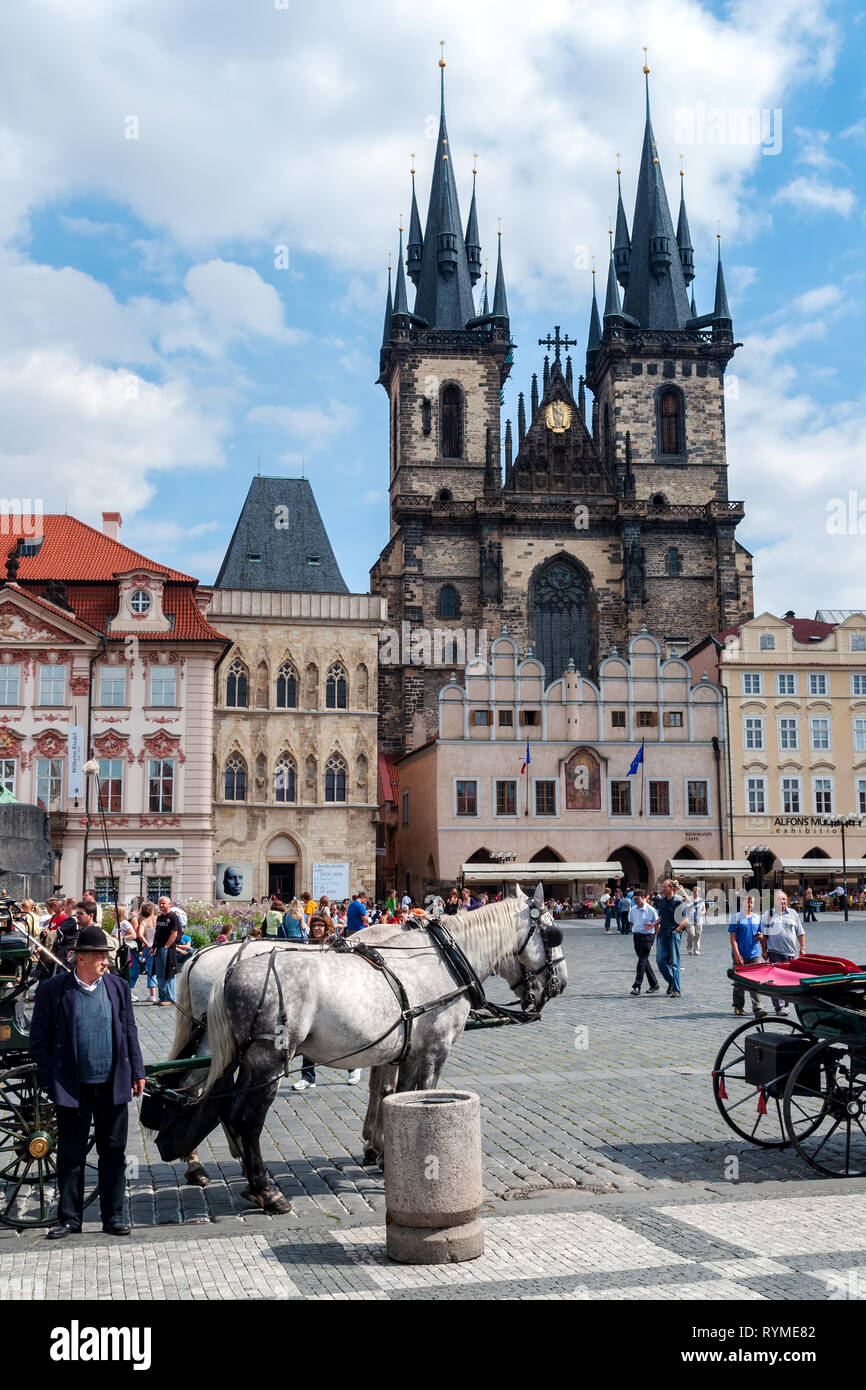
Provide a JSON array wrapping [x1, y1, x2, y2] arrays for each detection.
[[214, 477, 348, 593]]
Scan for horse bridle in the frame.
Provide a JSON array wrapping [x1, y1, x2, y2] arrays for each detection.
[[513, 905, 565, 1009]]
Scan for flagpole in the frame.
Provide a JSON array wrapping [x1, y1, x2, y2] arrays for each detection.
[[639, 739, 645, 817]]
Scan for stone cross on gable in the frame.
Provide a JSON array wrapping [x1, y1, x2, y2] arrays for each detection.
[[537, 326, 578, 363]]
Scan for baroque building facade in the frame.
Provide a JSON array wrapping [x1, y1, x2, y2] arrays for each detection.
[[372, 60, 754, 755], [209, 478, 382, 902]]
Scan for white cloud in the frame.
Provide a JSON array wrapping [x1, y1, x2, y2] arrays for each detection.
[[774, 176, 856, 216], [791, 284, 842, 314], [793, 126, 841, 171], [247, 399, 355, 449]]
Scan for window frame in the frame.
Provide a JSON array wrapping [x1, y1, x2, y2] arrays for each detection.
[[609, 780, 632, 816], [781, 775, 802, 814], [778, 716, 799, 751], [440, 383, 464, 460], [325, 664, 348, 711], [494, 779, 517, 817], [812, 776, 834, 815], [148, 757, 175, 813], [0, 665, 20, 706], [852, 674, 866, 698], [744, 716, 765, 750], [274, 755, 296, 804], [647, 779, 672, 817], [150, 664, 177, 708], [99, 665, 126, 707], [454, 779, 478, 817], [533, 779, 557, 817], [35, 757, 63, 812], [226, 659, 248, 708], [325, 754, 347, 803], [224, 753, 247, 802], [0, 757, 15, 796], [686, 779, 709, 817], [38, 663, 66, 707], [808, 672, 829, 697], [759, 633, 775, 651], [745, 775, 767, 815], [854, 718, 866, 753], [776, 672, 797, 697], [809, 717, 831, 751], [741, 672, 763, 696], [276, 663, 298, 710], [96, 757, 123, 813]]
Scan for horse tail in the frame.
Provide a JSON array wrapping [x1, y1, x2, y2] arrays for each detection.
[[202, 968, 237, 1095], [167, 958, 196, 1062]]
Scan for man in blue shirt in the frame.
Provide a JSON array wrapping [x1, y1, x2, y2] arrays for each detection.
[[729, 893, 767, 1018], [345, 892, 368, 936]]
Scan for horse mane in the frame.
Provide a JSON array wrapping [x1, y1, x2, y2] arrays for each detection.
[[355, 899, 523, 975]]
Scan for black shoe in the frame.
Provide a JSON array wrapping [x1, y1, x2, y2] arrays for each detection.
[[47, 1223, 81, 1240], [666, 985, 674, 995], [630, 986, 641, 996], [101, 1222, 132, 1236]]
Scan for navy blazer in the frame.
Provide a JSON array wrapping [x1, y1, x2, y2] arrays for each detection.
[[29, 971, 145, 1107]]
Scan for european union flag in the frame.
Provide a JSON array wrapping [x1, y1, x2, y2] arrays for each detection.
[[626, 741, 644, 777]]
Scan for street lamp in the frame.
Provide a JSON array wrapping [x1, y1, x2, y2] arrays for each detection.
[[744, 846, 774, 914], [819, 814, 865, 923], [126, 850, 158, 911]]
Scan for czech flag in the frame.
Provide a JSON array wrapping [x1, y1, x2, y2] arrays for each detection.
[[520, 741, 531, 774]]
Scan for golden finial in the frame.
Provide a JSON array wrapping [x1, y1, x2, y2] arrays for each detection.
[[439, 40, 446, 69], [679, 154, 685, 178], [410, 152, 415, 175], [473, 152, 478, 175], [616, 152, 621, 175], [399, 212, 403, 232], [652, 139, 659, 166], [642, 46, 649, 75], [497, 216, 502, 238], [609, 222, 613, 240]]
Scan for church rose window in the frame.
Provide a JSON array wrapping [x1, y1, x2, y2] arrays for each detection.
[[440, 385, 463, 459], [531, 561, 589, 681]]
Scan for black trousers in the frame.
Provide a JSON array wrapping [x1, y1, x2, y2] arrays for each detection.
[[56, 1081, 129, 1226], [632, 932, 659, 990]]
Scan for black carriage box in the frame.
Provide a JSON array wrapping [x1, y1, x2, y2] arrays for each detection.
[[744, 1031, 821, 1099]]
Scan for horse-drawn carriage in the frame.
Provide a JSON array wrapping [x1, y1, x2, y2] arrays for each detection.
[[712, 953, 866, 1176]]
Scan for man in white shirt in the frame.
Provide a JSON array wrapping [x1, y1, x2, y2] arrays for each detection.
[[762, 891, 805, 1016], [628, 890, 661, 996]]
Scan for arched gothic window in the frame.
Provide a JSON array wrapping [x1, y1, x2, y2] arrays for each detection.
[[659, 389, 681, 456], [439, 584, 458, 619], [531, 560, 590, 680], [668, 548, 681, 577], [275, 753, 296, 803], [226, 659, 248, 708], [325, 663, 348, 710], [440, 385, 463, 460], [276, 661, 297, 709], [325, 754, 347, 803], [224, 752, 246, 801]]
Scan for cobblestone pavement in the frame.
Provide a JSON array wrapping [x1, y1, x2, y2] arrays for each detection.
[[5, 913, 866, 1300]]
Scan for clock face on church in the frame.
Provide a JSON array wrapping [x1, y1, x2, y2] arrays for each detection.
[[544, 400, 572, 433]]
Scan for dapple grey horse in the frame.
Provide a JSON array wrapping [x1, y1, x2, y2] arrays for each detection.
[[193, 886, 566, 1213]]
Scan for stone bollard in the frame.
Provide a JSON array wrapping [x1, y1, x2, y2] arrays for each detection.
[[383, 1089, 484, 1264]]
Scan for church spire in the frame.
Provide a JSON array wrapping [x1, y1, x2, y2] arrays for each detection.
[[604, 228, 623, 321], [411, 48, 477, 329], [712, 231, 732, 332], [465, 157, 482, 285], [676, 158, 695, 285], [381, 261, 393, 348], [491, 225, 509, 320], [586, 263, 602, 373], [480, 265, 489, 316], [407, 156, 424, 285], [393, 224, 409, 319], [613, 157, 631, 288], [621, 55, 691, 329]]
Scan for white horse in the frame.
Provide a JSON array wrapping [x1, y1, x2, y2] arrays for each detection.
[[187, 885, 566, 1212]]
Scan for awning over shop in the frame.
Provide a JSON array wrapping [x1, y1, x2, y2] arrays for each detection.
[[460, 861, 624, 885], [772, 859, 854, 876], [85, 847, 127, 858], [665, 859, 753, 880]]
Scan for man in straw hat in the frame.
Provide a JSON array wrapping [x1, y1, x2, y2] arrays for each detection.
[[30, 918, 145, 1240]]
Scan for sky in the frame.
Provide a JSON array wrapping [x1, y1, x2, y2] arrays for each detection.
[[4, 0, 866, 617]]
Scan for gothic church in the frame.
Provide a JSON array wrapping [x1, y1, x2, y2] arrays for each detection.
[[372, 58, 754, 754]]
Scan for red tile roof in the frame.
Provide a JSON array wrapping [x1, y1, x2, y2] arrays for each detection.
[[0, 515, 195, 582], [1, 583, 102, 637], [714, 615, 837, 647]]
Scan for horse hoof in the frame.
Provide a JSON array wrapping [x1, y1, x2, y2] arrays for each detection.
[[185, 1163, 210, 1188], [241, 1187, 265, 1208], [263, 1192, 292, 1215], [362, 1147, 380, 1167]]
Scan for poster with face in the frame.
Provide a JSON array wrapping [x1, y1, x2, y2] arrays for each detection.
[[215, 862, 254, 900]]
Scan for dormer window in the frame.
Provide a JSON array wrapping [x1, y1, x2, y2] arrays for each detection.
[[759, 633, 775, 651], [130, 589, 152, 614]]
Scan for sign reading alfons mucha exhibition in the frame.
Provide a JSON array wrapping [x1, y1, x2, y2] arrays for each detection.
[[564, 747, 602, 811]]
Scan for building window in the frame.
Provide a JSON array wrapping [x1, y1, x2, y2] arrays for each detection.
[[610, 780, 631, 815], [782, 777, 801, 814], [147, 876, 171, 900], [637, 710, 657, 728], [611, 710, 626, 728], [401, 790, 409, 827], [658, 388, 681, 455], [519, 710, 540, 727], [325, 664, 348, 710], [455, 780, 477, 816], [746, 776, 766, 814], [852, 675, 866, 697], [779, 717, 799, 750], [532, 558, 590, 684], [148, 758, 174, 813], [663, 711, 684, 728], [744, 717, 764, 750], [742, 673, 763, 695], [226, 659, 248, 708], [440, 385, 463, 459], [438, 585, 459, 619], [813, 778, 833, 814], [35, 757, 63, 812], [38, 664, 66, 706], [808, 673, 828, 696], [776, 673, 796, 696], [150, 665, 176, 707], [276, 662, 297, 709], [498, 710, 513, 727], [852, 633, 866, 652], [0, 758, 15, 796], [858, 778, 866, 815], [759, 633, 775, 651], [130, 589, 151, 614], [668, 548, 681, 577], [687, 780, 708, 816], [274, 754, 296, 803], [99, 666, 125, 706], [854, 719, 866, 752], [648, 781, 670, 816], [93, 877, 114, 905], [224, 754, 246, 802], [810, 718, 830, 750], [96, 758, 123, 813], [496, 780, 516, 816], [471, 709, 491, 726], [325, 754, 347, 803], [535, 781, 557, 816], [0, 665, 20, 705]]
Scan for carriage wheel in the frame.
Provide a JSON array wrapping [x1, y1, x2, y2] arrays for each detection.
[[712, 1016, 809, 1148], [0, 1065, 98, 1229], [783, 1037, 866, 1177]]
